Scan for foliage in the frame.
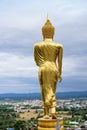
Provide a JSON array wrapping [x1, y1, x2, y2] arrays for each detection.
[[14, 120, 26, 130], [0, 103, 87, 129], [56, 106, 69, 111], [81, 125, 85, 128]]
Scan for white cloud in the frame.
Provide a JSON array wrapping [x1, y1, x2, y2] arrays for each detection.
[[0, 52, 86, 80], [0, 0, 87, 93], [0, 52, 38, 78], [63, 55, 87, 78]]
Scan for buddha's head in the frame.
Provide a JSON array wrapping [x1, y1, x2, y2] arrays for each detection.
[[42, 17, 55, 39]]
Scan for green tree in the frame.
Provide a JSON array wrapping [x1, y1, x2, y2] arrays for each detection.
[[14, 120, 26, 130]]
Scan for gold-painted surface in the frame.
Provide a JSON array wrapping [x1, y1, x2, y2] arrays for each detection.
[[38, 118, 64, 130], [34, 39, 63, 110], [38, 126, 56, 130], [42, 18, 55, 39], [60, 126, 65, 130], [59, 118, 63, 126], [34, 17, 63, 118], [38, 118, 56, 128]]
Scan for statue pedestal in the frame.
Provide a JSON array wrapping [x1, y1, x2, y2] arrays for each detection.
[[38, 118, 64, 130]]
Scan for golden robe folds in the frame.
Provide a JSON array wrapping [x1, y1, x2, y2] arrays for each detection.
[[34, 39, 63, 108]]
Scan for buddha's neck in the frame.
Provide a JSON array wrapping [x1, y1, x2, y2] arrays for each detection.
[[44, 38, 53, 42]]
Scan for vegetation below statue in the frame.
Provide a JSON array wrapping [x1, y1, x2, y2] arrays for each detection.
[[0, 103, 87, 129]]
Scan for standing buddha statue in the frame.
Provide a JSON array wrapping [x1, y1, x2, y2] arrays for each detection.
[[34, 17, 63, 119]]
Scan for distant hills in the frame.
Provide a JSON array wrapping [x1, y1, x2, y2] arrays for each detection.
[[0, 91, 87, 101]]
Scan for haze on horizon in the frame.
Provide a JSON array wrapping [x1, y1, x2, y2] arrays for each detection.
[[0, 0, 87, 93]]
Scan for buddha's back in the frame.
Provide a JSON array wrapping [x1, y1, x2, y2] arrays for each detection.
[[34, 17, 63, 119], [39, 41, 58, 62], [34, 40, 62, 67]]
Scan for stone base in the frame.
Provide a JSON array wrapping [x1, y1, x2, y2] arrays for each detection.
[[38, 118, 64, 130]]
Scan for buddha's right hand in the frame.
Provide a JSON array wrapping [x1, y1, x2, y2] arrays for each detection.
[[58, 75, 62, 82]]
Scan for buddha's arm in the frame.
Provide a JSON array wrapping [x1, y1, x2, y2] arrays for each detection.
[[58, 45, 63, 82], [34, 44, 43, 66], [34, 45, 39, 66]]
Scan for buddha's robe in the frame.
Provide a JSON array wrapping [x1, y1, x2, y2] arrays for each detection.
[[34, 39, 63, 108]]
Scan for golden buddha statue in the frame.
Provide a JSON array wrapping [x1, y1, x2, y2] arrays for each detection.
[[34, 17, 63, 119]]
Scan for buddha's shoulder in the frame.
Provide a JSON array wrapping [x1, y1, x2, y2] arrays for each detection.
[[34, 41, 45, 48], [34, 41, 63, 48], [52, 41, 63, 48]]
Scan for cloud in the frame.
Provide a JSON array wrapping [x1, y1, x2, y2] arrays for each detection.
[[63, 55, 87, 79], [0, 52, 37, 78], [0, 28, 37, 56], [0, 51, 86, 79], [0, 0, 87, 93]]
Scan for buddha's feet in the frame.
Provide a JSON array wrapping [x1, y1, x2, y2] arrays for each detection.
[[51, 113, 57, 119], [43, 115, 49, 119]]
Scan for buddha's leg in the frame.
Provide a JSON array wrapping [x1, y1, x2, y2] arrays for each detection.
[[50, 82, 57, 119], [50, 107, 57, 119], [44, 107, 49, 119], [40, 84, 49, 118]]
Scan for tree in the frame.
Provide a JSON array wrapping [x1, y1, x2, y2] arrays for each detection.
[[14, 120, 26, 130]]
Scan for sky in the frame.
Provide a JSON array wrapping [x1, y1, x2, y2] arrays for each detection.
[[0, 0, 87, 93]]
